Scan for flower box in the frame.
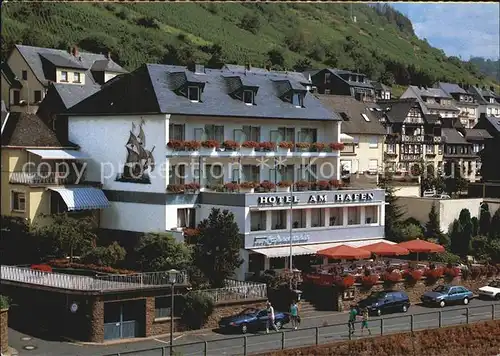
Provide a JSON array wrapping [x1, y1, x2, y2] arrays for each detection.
[[329, 142, 344, 151], [184, 182, 200, 192], [241, 141, 259, 154], [329, 179, 342, 189], [311, 142, 326, 152], [222, 140, 240, 151], [315, 180, 330, 190], [276, 181, 291, 192], [295, 142, 311, 152], [381, 271, 402, 283], [259, 142, 276, 152], [201, 140, 220, 153], [224, 182, 239, 192], [167, 184, 185, 193], [167, 139, 184, 151], [361, 274, 379, 289], [260, 180, 276, 192], [239, 181, 256, 193], [278, 141, 293, 154], [184, 140, 201, 151], [333, 274, 355, 289], [295, 180, 310, 191]]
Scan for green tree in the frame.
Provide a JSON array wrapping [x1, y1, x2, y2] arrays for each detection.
[[425, 203, 447, 246], [134, 232, 192, 272], [479, 203, 492, 236], [292, 58, 312, 72], [449, 209, 473, 257], [490, 209, 500, 240], [82, 241, 126, 267], [193, 208, 243, 287], [399, 223, 423, 241], [239, 14, 261, 34], [267, 48, 286, 70], [378, 175, 405, 242], [285, 30, 308, 53], [34, 213, 97, 263], [471, 216, 479, 237]]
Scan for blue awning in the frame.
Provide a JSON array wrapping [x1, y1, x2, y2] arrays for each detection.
[[48, 187, 110, 211]]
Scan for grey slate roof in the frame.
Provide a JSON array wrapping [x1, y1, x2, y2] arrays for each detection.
[[408, 85, 451, 98], [377, 98, 417, 123], [438, 82, 467, 95], [325, 68, 374, 89], [1, 62, 22, 89], [68, 64, 340, 121], [486, 116, 500, 133], [464, 128, 493, 141], [442, 128, 469, 144], [468, 86, 500, 106], [15, 45, 126, 87], [318, 95, 385, 135], [372, 82, 391, 92], [53, 83, 101, 110], [1, 101, 8, 131], [91, 59, 127, 73], [39, 53, 86, 70]]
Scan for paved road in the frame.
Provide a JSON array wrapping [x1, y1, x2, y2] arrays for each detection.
[[8, 299, 500, 356]]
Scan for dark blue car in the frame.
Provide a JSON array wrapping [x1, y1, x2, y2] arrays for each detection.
[[218, 307, 290, 334]]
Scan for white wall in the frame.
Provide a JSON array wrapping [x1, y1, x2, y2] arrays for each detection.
[[101, 201, 166, 232], [69, 114, 169, 193], [197, 204, 248, 233]]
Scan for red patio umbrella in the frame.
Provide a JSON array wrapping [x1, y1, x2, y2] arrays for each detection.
[[397, 238, 445, 261], [316, 244, 371, 260], [363, 241, 410, 256]]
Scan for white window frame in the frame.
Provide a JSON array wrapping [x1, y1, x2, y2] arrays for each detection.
[[187, 86, 200, 102], [361, 113, 370, 122], [368, 136, 378, 148], [73, 72, 81, 83], [60, 71, 68, 82], [11, 191, 26, 212], [243, 90, 254, 105]]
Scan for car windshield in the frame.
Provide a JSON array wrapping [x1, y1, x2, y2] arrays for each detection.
[[489, 281, 500, 288], [433, 285, 449, 293], [238, 308, 258, 316], [367, 292, 386, 300]]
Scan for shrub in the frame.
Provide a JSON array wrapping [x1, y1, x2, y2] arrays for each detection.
[[424, 267, 444, 282], [82, 241, 126, 267], [31, 264, 53, 273], [311, 142, 326, 152], [404, 269, 423, 283], [181, 292, 215, 330], [278, 141, 294, 149], [184, 182, 200, 191], [259, 141, 275, 151], [429, 251, 461, 265], [0, 295, 10, 309], [47, 259, 135, 274], [224, 182, 239, 192], [241, 141, 259, 148], [329, 142, 345, 151], [315, 180, 330, 190], [295, 142, 311, 149], [201, 140, 220, 149], [167, 184, 184, 193], [361, 274, 379, 289], [444, 267, 460, 279], [277, 181, 292, 188], [381, 271, 402, 283], [240, 181, 256, 189], [260, 180, 276, 191], [222, 140, 239, 150]]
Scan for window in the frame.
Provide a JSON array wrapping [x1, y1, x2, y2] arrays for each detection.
[[155, 296, 182, 319], [177, 208, 196, 228], [426, 145, 435, 154], [368, 159, 378, 173], [73, 72, 81, 83], [347, 207, 361, 225], [243, 90, 254, 105], [60, 71, 68, 82], [206, 164, 223, 186], [369, 136, 378, 148], [34, 90, 42, 103], [12, 192, 26, 212], [22, 70, 28, 80], [169, 164, 185, 185], [249, 253, 265, 274], [276, 165, 294, 183], [270, 257, 285, 269], [292, 92, 303, 107], [298, 164, 317, 182], [311, 208, 325, 227], [188, 86, 200, 101], [361, 113, 370, 122], [292, 209, 306, 228], [204, 125, 224, 143], [278, 127, 295, 143], [241, 165, 260, 183], [386, 144, 396, 154], [365, 206, 378, 224], [251, 211, 266, 231], [169, 124, 185, 141], [13, 90, 20, 105], [329, 207, 343, 226], [298, 128, 317, 143], [324, 73, 331, 84], [242, 126, 261, 142], [271, 210, 287, 230]]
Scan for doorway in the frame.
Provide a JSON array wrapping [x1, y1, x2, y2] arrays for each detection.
[[103, 300, 144, 340]]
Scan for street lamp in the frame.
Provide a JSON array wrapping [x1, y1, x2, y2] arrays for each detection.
[[167, 269, 179, 356]]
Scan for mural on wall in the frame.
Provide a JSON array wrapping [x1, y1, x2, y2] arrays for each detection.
[[117, 119, 156, 184]]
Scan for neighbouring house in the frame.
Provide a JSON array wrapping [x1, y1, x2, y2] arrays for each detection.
[[62, 63, 388, 281], [400, 85, 460, 121], [0, 110, 110, 226], [474, 114, 500, 183], [308, 68, 376, 102], [1, 44, 127, 113], [318, 95, 386, 177], [437, 82, 479, 128], [468, 85, 500, 119], [441, 127, 479, 182], [463, 128, 493, 182], [372, 81, 392, 101]]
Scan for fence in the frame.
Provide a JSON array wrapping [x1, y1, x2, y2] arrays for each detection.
[[0, 265, 188, 292], [200, 279, 267, 303], [102, 303, 500, 356]]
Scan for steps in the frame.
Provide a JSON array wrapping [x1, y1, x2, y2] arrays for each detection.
[[298, 300, 318, 316]]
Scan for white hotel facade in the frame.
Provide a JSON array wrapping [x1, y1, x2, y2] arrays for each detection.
[[65, 64, 386, 280]]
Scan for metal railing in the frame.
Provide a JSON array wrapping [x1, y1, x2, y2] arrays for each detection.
[[0, 265, 188, 292], [102, 303, 499, 356], [200, 279, 267, 303]]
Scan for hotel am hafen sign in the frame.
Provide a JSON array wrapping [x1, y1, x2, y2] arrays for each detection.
[[256, 192, 375, 206]]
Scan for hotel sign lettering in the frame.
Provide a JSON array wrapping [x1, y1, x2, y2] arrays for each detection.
[[253, 233, 310, 247], [257, 192, 375, 205]]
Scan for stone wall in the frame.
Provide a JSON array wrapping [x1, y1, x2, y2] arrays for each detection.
[[1, 308, 8, 354], [202, 300, 267, 330]]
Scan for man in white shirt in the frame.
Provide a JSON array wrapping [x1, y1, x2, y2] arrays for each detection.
[[266, 301, 278, 333]]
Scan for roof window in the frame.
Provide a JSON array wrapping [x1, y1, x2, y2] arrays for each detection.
[[243, 90, 254, 105], [361, 113, 370, 122], [340, 112, 349, 121], [187, 86, 200, 102]]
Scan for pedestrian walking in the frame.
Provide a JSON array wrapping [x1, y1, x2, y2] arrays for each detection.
[[290, 300, 299, 330], [361, 308, 371, 336], [266, 301, 278, 333], [348, 305, 357, 335]]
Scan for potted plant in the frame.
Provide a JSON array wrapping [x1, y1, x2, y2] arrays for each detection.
[[184, 182, 200, 193], [311, 142, 326, 152], [295, 142, 310, 152], [259, 141, 275, 152], [276, 181, 292, 192], [241, 141, 259, 154], [167, 184, 185, 193], [260, 180, 276, 192], [329, 142, 344, 151], [201, 140, 220, 153], [184, 140, 201, 151], [295, 180, 310, 191], [239, 181, 256, 193], [224, 182, 239, 192], [278, 141, 294, 154], [403, 269, 423, 285], [167, 139, 185, 151], [361, 274, 379, 289], [316, 180, 330, 190], [222, 140, 239, 151]]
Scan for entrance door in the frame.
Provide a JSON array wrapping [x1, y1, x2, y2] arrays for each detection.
[[103, 301, 143, 340]]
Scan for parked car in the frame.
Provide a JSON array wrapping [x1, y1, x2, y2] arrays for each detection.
[[218, 307, 290, 334], [433, 193, 451, 199], [478, 280, 500, 300], [356, 290, 410, 316], [421, 285, 473, 307]]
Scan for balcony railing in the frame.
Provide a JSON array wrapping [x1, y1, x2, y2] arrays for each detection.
[[401, 135, 424, 143], [9, 171, 82, 185], [400, 154, 422, 162], [200, 279, 267, 303], [0, 265, 188, 292]]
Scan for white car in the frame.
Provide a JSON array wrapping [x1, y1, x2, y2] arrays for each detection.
[[478, 280, 500, 300]]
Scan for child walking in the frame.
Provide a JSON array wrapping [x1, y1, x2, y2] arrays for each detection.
[[361, 308, 371, 336], [290, 300, 299, 330]]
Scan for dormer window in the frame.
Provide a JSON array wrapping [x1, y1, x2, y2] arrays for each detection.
[[60, 71, 68, 82], [490, 98, 495, 104], [188, 86, 200, 102], [292, 92, 304, 107], [243, 90, 254, 105]]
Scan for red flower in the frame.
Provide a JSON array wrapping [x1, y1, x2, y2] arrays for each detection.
[[224, 182, 239, 192], [259, 141, 276, 151], [361, 274, 379, 288], [329, 142, 344, 151], [201, 140, 220, 149], [277, 181, 292, 187], [242, 141, 259, 148], [240, 181, 256, 189], [311, 142, 326, 152], [222, 140, 239, 150], [260, 180, 276, 191], [316, 180, 330, 189], [329, 179, 342, 188], [334, 275, 355, 288], [278, 141, 294, 149], [381, 271, 402, 282]]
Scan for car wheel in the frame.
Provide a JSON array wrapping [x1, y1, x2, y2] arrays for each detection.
[[402, 304, 408, 313], [463, 297, 469, 305], [439, 300, 446, 308], [241, 323, 248, 334], [495, 294, 500, 301], [376, 309, 382, 316], [275, 321, 283, 330]]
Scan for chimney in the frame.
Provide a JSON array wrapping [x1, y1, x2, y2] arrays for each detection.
[[187, 62, 205, 74], [71, 45, 79, 57]]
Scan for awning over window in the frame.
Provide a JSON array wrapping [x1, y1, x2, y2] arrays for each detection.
[[340, 133, 354, 142], [48, 187, 110, 211], [27, 149, 90, 160], [250, 238, 391, 258]]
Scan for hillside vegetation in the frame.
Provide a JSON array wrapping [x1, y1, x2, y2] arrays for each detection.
[[469, 57, 500, 82], [1, 3, 498, 90]]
